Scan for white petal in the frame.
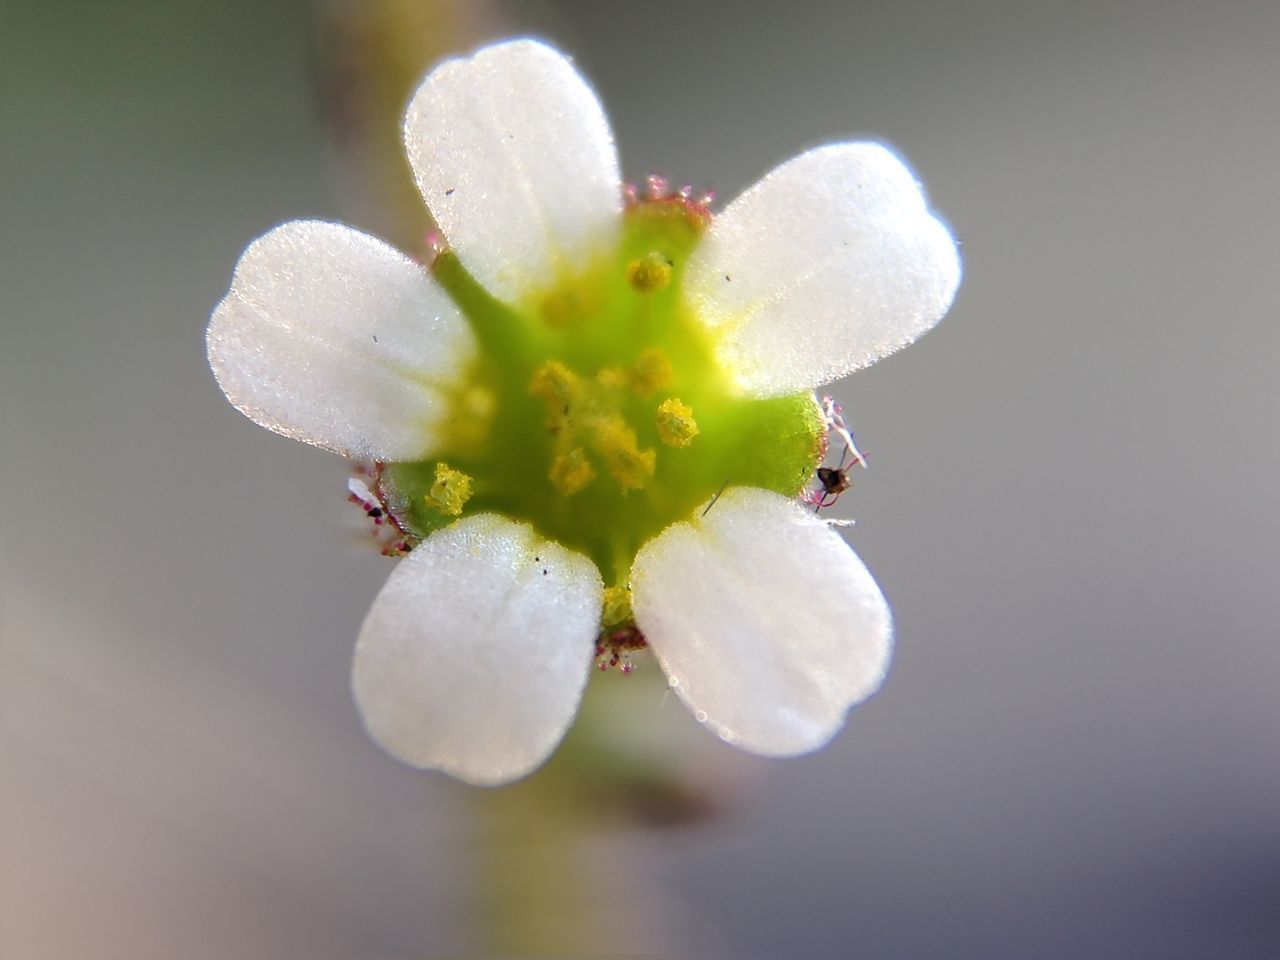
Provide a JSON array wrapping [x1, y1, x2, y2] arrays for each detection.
[[351, 515, 603, 785], [684, 143, 961, 397], [404, 39, 622, 304], [207, 221, 476, 462], [631, 487, 892, 757]]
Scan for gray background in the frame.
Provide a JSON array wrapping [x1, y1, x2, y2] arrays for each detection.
[[5, 1, 1279, 956]]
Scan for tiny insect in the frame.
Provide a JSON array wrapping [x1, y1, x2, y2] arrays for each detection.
[[806, 396, 869, 511], [810, 444, 867, 509], [816, 463, 853, 500]]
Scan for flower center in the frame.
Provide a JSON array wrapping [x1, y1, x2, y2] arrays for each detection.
[[376, 192, 824, 589]]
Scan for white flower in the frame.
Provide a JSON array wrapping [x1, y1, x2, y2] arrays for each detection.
[[207, 39, 960, 785]]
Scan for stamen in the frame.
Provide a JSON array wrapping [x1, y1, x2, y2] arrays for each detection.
[[626, 251, 673, 293], [630, 348, 673, 397], [529, 360, 581, 429], [591, 414, 656, 490], [549, 446, 597, 496], [529, 360, 578, 403], [425, 462, 474, 516], [595, 366, 628, 389], [656, 397, 699, 448]]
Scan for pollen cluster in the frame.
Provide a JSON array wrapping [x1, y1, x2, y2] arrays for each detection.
[[375, 190, 826, 594], [529, 355, 691, 495], [425, 462, 474, 516]]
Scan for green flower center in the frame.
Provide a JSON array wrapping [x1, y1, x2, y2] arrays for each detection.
[[378, 196, 824, 587]]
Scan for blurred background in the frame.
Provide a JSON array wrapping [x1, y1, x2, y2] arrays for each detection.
[[4, 0, 1279, 956]]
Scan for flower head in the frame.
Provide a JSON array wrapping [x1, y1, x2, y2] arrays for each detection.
[[207, 39, 960, 785]]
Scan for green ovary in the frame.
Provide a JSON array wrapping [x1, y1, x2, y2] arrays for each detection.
[[380, 199, 824, 587]]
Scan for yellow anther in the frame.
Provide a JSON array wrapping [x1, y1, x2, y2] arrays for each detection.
[[592, 414, 656, 491], [595, 366, 628, 390], [656, 397, 699, 448], [626, 251, 673, 293], [529, 360, 578, 404], [549, 447, 597, 496], [630, 348, 673, 397], [529, 360, 582, 430], [601, 585, 633, 627], [425, 462, 474, 516]]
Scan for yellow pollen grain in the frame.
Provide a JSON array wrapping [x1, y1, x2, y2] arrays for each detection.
[[630, 348, 673, 397], [656, 397, 699, 448], [549, 447, 596, 496], [529, 360, 581, 429], [425, 462, 474, 516], [601, 585, 633, 627], [626, 251, 673, 293], [592, 414, 656, 491]]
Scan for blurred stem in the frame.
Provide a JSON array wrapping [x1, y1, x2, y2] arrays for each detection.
[[470, 773, 601, 952], [465, 675, 717, 951]]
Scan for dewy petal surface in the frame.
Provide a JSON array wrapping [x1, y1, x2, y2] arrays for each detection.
[[684, 143, 961, 397], [631, 487, 893, 757], [404, 39, 622, 304], [351, 515, 603, 785], [207, 221, 475, 462]]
